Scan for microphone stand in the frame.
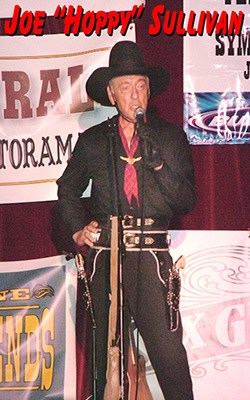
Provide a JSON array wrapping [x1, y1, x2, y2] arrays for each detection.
[[134, 120, 148, 400], [108, 121, 127, 400]]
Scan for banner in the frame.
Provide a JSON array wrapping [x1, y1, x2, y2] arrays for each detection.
[[139, 230, 250, 399], [0, 1, 140, 204], [0, 255, 77, 400], [184, 0, 250, 144]]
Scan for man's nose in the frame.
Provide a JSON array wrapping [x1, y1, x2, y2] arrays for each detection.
[[131, 86, 139, 99]]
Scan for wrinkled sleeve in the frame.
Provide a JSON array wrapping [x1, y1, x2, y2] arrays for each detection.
[[154, 125, 196, 215], [56, 132, 90, 237]]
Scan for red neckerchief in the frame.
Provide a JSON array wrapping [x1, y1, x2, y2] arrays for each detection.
[[119, 120, 141, 206]]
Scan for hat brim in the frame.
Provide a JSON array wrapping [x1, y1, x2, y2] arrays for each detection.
[[86, 66, 169, 107]]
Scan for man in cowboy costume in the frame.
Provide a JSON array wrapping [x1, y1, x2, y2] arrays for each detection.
[[57, 41, 196, 399]]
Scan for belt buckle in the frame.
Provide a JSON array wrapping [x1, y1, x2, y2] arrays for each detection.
[[123, 232, 139, 248], [122, 215, 134, 229]]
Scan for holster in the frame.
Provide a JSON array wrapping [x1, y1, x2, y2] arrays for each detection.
[[167, 255, 185, 332]]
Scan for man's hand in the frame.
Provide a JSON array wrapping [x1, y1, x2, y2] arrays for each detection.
[[138, 124, 163, 170], [72, 221, 99, 247]]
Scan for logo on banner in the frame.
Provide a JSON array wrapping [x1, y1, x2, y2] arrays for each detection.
[[0, 268, 63, 396], [185, 92, 250, 144], [0, 285, 55, 391], [188, 107, 250, 138]]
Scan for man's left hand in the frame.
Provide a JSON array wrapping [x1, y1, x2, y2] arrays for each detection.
[[138, 124, 164, 170]]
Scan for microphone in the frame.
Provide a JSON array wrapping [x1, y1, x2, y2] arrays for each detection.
[[135, 107, 145, 128], [135, 107, 148, 159]]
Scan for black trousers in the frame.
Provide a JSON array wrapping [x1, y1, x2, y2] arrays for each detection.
[[85, 248, 194, 400]]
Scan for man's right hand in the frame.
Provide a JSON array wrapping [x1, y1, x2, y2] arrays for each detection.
[[72, 221, 99, 247]]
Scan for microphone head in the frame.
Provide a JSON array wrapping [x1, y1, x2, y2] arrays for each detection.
[[135, 107, 145, 121]]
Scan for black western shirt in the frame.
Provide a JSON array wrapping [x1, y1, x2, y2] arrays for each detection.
[[57, 114, 196, 237]]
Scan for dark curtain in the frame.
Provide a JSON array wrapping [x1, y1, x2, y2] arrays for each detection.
[[0, 1, 249, 399]]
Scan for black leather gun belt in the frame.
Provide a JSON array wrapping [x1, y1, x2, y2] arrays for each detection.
[[122, 229, 170, 250]]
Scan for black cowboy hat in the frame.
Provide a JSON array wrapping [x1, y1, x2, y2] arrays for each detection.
[[86, 40, 169, 107]]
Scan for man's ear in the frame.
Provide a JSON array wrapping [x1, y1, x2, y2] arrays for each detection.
[[107, 85, 116, 106]]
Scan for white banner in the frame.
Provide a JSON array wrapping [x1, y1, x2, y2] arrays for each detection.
[[184, 0, 250, 144], [0, 26, 136, 204], [0, 255, 77, 399], [142, 230, 250, 399]]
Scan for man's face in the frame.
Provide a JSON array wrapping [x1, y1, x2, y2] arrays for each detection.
[[107, 75, 150, 123]]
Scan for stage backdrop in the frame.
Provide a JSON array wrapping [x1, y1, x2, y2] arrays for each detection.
[[0, 1, 249, 399]]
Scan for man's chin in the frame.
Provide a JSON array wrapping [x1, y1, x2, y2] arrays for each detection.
[[119, 113, 136, 125]]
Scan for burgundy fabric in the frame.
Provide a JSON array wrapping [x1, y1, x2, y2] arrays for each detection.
[[0, 2, 249, 399]]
